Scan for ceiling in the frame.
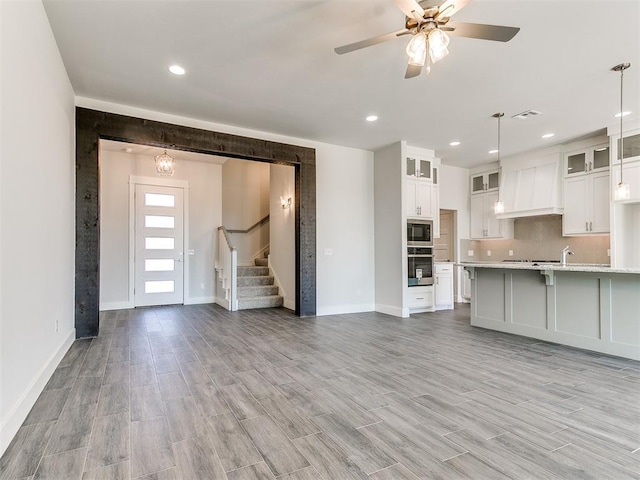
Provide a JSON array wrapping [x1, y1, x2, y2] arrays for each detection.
[[100, 139, 229, 165], [43, 0, 640, 169]]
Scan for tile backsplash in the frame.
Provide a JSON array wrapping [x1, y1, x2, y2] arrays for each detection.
[[461, 215, 610, 264]]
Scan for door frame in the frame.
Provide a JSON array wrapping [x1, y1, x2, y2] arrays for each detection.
[[76, 107, 316, 338], [129, 175, 190, 308]]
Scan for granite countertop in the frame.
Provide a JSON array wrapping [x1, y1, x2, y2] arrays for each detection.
[[458, 262, 640, 275]]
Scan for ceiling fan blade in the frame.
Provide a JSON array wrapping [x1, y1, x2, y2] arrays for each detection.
[[391, 0, 425, 21], [446, 21, 520, 42], [405, 63, 422, 79], [436, 0, 472, 20], [334, 29, 410, 55]]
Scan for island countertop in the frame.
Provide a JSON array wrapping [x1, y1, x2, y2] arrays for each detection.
[[459, 262, 640, 275]]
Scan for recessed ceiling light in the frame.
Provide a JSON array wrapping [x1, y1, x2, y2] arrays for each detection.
[[124, 147, 133, 153], [169, 65, 186, 75], [449, 141, 461, 146], [614, 111, 631, 117], [366, 115, 378, 122], [489, 149, 499, 154], [541, 133, 555, 139]]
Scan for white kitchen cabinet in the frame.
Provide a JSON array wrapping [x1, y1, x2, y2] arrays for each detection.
[[406, 285, 435, 313], [563, 171, 610, 235], [470, 169, 500, 194], [565, 144, 610, 177], [406, 155, 433, 181], [405, 178, 434, 219], [435, 263, 454, 310], [470, 191, 513, 239]]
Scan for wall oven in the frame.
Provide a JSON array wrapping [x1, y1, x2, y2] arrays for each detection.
[[407, 220, 433, 246], [408, 246, 434, 286]]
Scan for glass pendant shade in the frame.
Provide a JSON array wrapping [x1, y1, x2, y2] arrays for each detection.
[[614, 182, 630, 201], [406, 32, 427, 66], [155, 150, 175, 176], [429, 28, 449, 52], [494, 200, 505, 214], [430, 45, 449, 63]]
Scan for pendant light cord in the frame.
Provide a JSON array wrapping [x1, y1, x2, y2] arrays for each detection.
[[619, 67, 624, 184]]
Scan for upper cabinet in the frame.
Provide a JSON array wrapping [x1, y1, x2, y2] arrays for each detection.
[[470, 169, 499, 194], [405, 148, 440, 228], [468, 163, 513, 240], [565, 144, 610, 177], [406, 155, 433, 181], [563, 142, 610, 235]]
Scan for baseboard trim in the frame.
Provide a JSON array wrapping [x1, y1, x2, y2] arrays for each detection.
[[99, 301, 134, 311], [316, 303, 375, 316], [184, 296, 215, 305], [0, 328, 75, 457], [375, 304, 410, 318]]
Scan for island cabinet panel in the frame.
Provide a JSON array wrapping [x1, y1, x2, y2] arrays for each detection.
[[474, 269, 505, 322], [465, 264, 640, 360], [554, 274, 601, 339], [509, 271, 548, 330], [611, 276, 640, 346]]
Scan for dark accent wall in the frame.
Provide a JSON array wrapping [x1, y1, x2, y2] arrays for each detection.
[[76, 108, 316, 337]]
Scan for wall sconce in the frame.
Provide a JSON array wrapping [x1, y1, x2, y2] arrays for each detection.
[[281, 197, 292, 209]]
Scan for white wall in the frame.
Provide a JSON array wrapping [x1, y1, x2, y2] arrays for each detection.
[[269, 164, 296, 310], [0, 0, 76, 456], [373, 142, 405, 316], [100, 150, 222, 308], [222, 159, 270, 264], [77, 97, 377, 317]]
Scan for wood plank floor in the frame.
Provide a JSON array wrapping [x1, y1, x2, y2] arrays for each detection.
[[1, 303, 639, 479]]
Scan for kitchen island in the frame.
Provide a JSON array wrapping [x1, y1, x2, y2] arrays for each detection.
[[462, 262, 640, 360]]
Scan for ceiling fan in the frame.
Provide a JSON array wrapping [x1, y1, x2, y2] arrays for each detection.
[[334, 0, 520, 78]]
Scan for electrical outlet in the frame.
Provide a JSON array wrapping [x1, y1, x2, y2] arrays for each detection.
[[607, 249, 611, 257], [487, 250, 492, 257], [356, 288, 362, 297], [200, 282, 205, 290], [467, 250, 474, 257], [508, 250, 514, 257]]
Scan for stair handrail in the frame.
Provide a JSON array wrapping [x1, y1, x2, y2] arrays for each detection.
[[217, 226, 238, 311], [226, 215, 270, 234]]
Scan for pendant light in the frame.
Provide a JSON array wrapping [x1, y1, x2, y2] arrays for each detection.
[[155, 149, 175, 177], [612, 62, 631, 201], [493, 112, 505, 214]]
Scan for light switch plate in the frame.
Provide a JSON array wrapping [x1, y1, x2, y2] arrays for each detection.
[[324, 248, 333, 256], [188, 249, 195, 255], [508, 250, 514, 256], [487, 250, 492, 257], [467, 250, 474, 256]]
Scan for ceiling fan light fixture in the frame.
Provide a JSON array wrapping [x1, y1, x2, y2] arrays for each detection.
[[406, 32, 427, 66]]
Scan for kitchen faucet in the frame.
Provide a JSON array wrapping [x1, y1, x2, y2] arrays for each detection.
[[561, 246, 574, 266]]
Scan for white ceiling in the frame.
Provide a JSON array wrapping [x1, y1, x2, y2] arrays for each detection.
[[43, 0, 640, 169]]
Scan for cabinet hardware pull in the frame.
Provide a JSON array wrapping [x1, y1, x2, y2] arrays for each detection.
[[590, 221, 592, 231], [416, 297, 424, 300], [586, 221, 588, 231]]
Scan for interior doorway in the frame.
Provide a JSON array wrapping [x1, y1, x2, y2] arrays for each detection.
[[435, 209, 455, 263]]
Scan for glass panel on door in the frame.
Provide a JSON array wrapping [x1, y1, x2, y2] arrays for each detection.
[[567, 153, 586, 175], [488, 172, 499, 189], [418, 159, 431, 179], [592, 147, 609, 170], [472, 175, 484, 192], [406, 157, 416, 176]]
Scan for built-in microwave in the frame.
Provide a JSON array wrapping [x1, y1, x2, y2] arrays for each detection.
[[407, 220, 433, 246]]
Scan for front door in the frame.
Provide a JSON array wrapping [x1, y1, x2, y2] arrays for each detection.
[[134, 184, 185, 307]]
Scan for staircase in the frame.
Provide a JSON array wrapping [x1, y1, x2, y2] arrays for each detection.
[[237, 257, 283, 310]]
